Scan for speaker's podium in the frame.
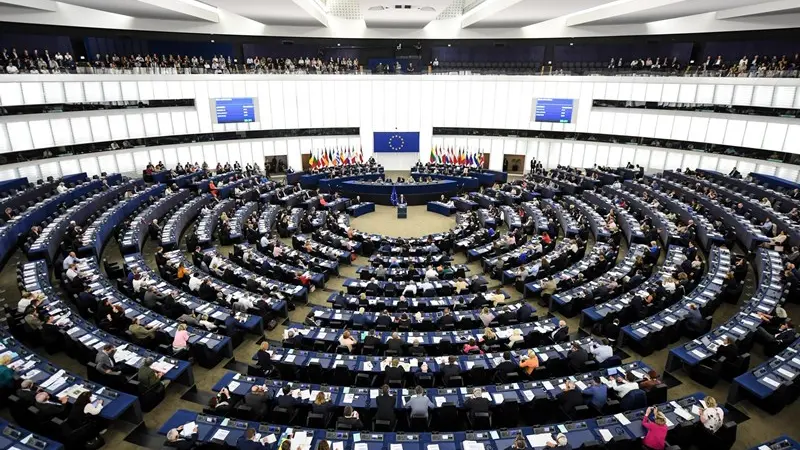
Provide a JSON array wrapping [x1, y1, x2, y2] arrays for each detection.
[[397, 204, 407, 219]]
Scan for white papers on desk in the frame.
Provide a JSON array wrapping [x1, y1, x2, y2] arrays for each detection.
[[673, 406, 694, 421], [691, 405, 701, 416], [690, 349, 707, 360], [284, 354, 296, 363], [522, 390, 534, 401], [539, 353, 549, 362], [212, 429, 229, 441], [777, 368, 796, 379], [598, 429, 613, 442], [761, 376, 781, 388], [492, 393, 504, 404], [542, 381, 554, 390], [343, 393, 355, 404], [614, 413, 631, 425], [318, 332, 328, 339], [181, 422, 196, 437], [263, 434, 277, 444], [575, 381, 588, 390], [391, 444, 403, 450], [526, 433, 553, 448], [466, 361, 474, 369], [435, 396, 447, 407], [363, 361, 373, 371], [427, 445, 440, 450], [463, 441, 485, 450], [228, 381, 241, 392]]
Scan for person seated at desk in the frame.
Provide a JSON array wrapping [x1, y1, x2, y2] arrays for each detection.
[[715, 336, 739, 361], [312, 391, 334, 424], [480, 328, 500, 350], [607, 372, 639, 399], [276, 385, 298, 413], [245, 385, 271, 419], [402, 283, 417, 297], [684, 303, 705, 333], [756, 307, 787, 332], [96, 344, 121, 376], [365, 277, 380, 294], [339, 330, 358, 352], [283, 329, 303, 348], [337, 405, 364, 430], [425, 265, 439, 281], [256, 341, 274, 375], [362, 329, 381, 349], [409, 339, 425, 356], [384, 358, 406, 384], [165, 423, 199, 449], [406, 385, 435, 418], [386, 332, 404, 353], [508, 329, 524, 348], [699, 396, 725, 433], [582, 376, 608, 411], [465, 387, 491, 417], [237, 428, 270, 450], [588, 339, 614, 364], [207, 386, 233, 415], [551, 320, 569, 343], [641, 406, 668, 450], [494, 351, 518, 376], [463, 338, 483, 354], [172, 324, 191, 353], [567, 342, 589, 372], [438, 308, 456, 327], [35, 391, 69, 419], [602, 319, 621, 345], [138, 357, 168, 392], [373, 384, 396, 423], [545, 433, 571, 449], [129, 317, 157, 342]]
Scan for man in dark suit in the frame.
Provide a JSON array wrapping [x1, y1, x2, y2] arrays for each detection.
[[558, 381, 584, 416], [283, 330, 304, 348], [494, 351, 518, 380], [384, 359, 406, 385], [441, 355, 461, 383], [715, 336, 738, 361], [373, 385, 396, 423], [244, 385, 271, 420], [551, 320, 569, 343], [375, 311, 394, 328], [365, 278, 380, 294], [237, 428, 268, 450], [34, 392, 68, 418], [464, 387, 491, 419], [685, 303, 705, 333], [76, 286, 97, 316], [16, 380, 37, 404], [337, 406, 364, 430], [438, 308, 456, 327], [276, 385, 298, 414], [516, 302, 534, 322], [386, 332, 404, 353], [352, 308, 370, 327], [363, 330, 381, 349], [256, 342, 274, 375], [567, 342, 589, 372]]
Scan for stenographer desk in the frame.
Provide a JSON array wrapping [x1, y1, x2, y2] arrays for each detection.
[[320, 173, 385, 191]]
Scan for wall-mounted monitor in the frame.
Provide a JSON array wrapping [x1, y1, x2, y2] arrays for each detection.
[[213, 97, 257, 124], [533, 98, 575, 124]]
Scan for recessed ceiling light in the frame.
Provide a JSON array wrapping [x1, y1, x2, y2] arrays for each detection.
[[447, 44, 451, 47], [211, 39, 215, 43], [569, 42, 573, 46], [337, 43, 341, 46]]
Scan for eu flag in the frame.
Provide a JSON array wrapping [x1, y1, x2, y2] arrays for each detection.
[[373, 132, 420, 153], [390, 186, 398, 206]]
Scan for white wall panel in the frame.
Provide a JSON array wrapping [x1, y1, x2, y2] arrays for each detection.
[[607, 146, 622, 167], [0, 125, 8, 153], [43, 82, 65, 104], [89, 116, 111, 142], [706, 118, 727, 144], [773, 86, 795, 108], [595, 145, 609, 166], [732, 85, 754, 106], [695, 85, 715, 104], [665, 151, 683, 170], [283, 81, 300, 129], [22, 82, 45, 105], [631, 83, 646, 102], [29, 120, 54, 149], [59, 159, 80, 176], [621, 147, 635, 166], [600, 111, 615, 135], [714, 85, 734, 105], [661, 84, 679, 103], [0, 82, 23, 106], [678, 84, 697, 103], [171, 111, 187, 136], [125, 114, 146, 139], [743, 121, 767, 149], [612, 112, 627, 136], [605, 83, 619, 100], [716, 157, 736, 175], [763, 123, 787, 151], [650, 149, 667, 170], [654, 115, 674, 139], [682, 153, 700, 171], [738, 161, 757, 176], [156, 112, 173, 136], [102, 81, 122, 102], [723, 119, 746, 146], [644, 84, 662, 102], [39, 161, 61, 180], [152, 81, 169, 100], [756, 163, 776, 176], [137, 81, 154, 101], [493, 82, 509, 129], [70, 117, 92, 144], [784, 125, 800, 154], [687, 117, 709, 142], [582, 143, 596, 167], [7, 121, 33, 151], [108, 114, 128, 140], [50, 118, 73, 146], [16, 164, 39, 181], [78, 156, 100, 177], [639, 114, 657, 137], [752, 86, 774, 107], [671, 115, 691, 141], [83, 82, 103, 102], [625, 113, 642, 136], [777, 166, 800, 183]]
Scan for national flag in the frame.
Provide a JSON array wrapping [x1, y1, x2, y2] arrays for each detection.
[[359, 148, 364, 164], [467, 152, 474, 166], [430, 146, 436, 163], [449, 147, 455, 165], [319, 150, 327, 167], [390, 186, 398, 206], [459, 148, 465, 165], [479, 153, 485, 167], [308, 152, 316, 169]]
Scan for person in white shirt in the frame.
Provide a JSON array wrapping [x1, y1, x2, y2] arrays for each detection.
[[607, 372, 640, 398], [198, 314, 218, 330], [17, 291, 38, 313], [132, 274, 148, 293], [589, 340, 614, 363], [699, 396, 725, 433], [420, 281, 434, 293], [188, 274, 203, 291], [402, 283, 417, 296], [56, 182, 68, 194], [209, 255, 223, 271], [65, 264, 80, 281], [424, 266, 438, 281], [260, 235, 269, 248], [63, 251, 78, 270]]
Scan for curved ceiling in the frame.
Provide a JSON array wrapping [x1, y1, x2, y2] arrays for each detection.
[[1, 0, 800, 39]]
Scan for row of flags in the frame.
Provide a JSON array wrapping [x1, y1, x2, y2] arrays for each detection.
[[429, 146, 486, 166], [308, 147, 364, 168]]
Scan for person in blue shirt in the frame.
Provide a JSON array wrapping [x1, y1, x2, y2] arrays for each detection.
[[352, 307, 370, 327], [518, 250, 531, 265], [582, 376, 608, 411]]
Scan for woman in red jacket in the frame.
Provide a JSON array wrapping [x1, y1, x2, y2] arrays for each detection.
[[641, 406, 668, 450]]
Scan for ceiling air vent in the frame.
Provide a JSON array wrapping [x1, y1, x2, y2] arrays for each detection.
[[419, 6, 435, 11], [368, 5, 387, 10]]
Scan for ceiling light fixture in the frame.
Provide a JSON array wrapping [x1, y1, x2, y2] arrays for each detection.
[[448, 44, 451, 47]]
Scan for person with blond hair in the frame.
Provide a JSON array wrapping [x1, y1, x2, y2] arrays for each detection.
[[519, 349, 539, 375], [338, 329, 357, 352], [642, 406, 668, 449], [172, 323, 190, 352], [699, 396, 724, 433]]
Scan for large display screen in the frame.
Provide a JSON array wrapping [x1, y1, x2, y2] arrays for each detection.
[[214, 98, 256, 124], [534, 98, 574, 123]]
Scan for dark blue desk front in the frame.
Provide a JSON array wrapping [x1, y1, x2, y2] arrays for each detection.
[[0, 177, 28, 194], [749, 436, 800, 450], [729, 337, 800, 404], [410, 173, 481, 190], [339, 181, 462, 206], [0, 417, 63, 450], [750, 173, 800, 191], [320, 173, 385, 191]]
